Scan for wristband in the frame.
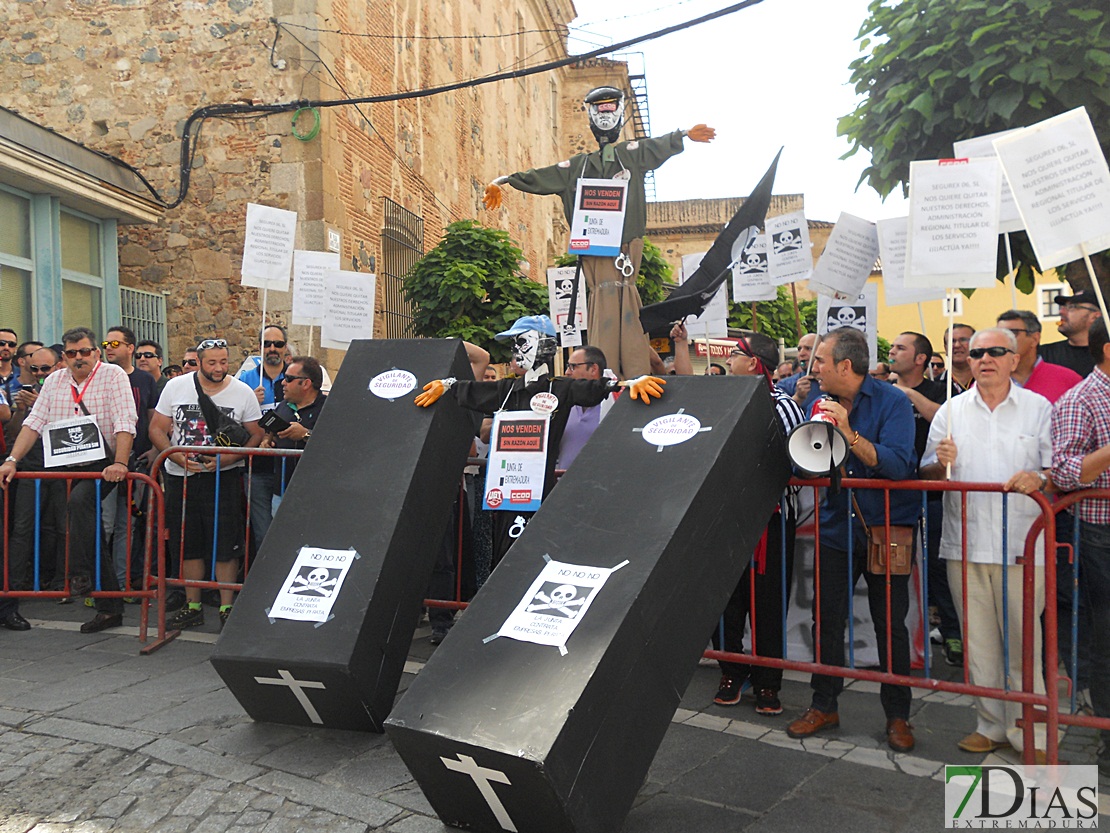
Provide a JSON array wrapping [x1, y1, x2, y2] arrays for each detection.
[[441, 377, 457, 389], [850, 431, 861, 448], [4, 456, 16, 465]]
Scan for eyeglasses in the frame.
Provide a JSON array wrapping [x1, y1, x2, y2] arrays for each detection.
[[135, 351, 159, 360], [1061, 302, 1100, 312], [564, 362, 595, 371], [28, 365, 52, 374], [101, 340, 130, 349], [63, 347, 96, 358], [263, 340, 287, 349], [197, 339, 227, 350], [0, 340, 16, 348], [929, 362, 944, 369], [182, 359, 199, 367], [948, 337, 971, 345], [968, 346, 1015, 360], [283, 374, 309, 382], [1000, 328, 1028, 335]]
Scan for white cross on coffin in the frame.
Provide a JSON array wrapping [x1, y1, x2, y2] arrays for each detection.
[[441, 753, 517, 832], [254, 669, 326, 724]]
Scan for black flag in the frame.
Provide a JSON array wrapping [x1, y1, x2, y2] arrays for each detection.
[[639, 149, 782, 337]]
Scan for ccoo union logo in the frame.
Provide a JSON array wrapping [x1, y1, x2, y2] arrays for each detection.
[[944, 765, 1098, 828]]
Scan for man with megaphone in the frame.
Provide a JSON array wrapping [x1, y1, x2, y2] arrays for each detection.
[[783, 327, 919, 752]]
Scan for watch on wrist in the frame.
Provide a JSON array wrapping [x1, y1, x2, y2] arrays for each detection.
[[4, 456, 16, 465], [1036, 471, 1048, 490]]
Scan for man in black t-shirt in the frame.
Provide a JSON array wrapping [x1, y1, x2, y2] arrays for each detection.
[[103, 326, 158, 592], [1040, 290, 1102, 377], [266, 356, 327, 510], [889, 331, 962, 666]]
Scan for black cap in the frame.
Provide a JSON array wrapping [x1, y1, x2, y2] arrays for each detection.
[[1054, 290, 1099, 307]]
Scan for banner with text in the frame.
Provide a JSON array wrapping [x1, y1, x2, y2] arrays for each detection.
[[766, 209, 814, 285], [483, 410, 549, 512], [546, 266, 588, 348], [292, 250, 340, 326], [321, 270, 376, 350], [242, 203, 297, 291], [568, 178, 628, 257], [876, 217, 945, 306], [808, 213, 880, 301], [732, 234, 776, 302]]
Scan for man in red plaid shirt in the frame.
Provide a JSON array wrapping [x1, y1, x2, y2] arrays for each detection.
[[1051, 316, 1110, 779], [0, 327, 137, 634]]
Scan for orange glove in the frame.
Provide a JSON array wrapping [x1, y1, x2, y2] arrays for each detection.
[[415, 380, 447, 407], [686, 124, 716, 143], [483, 183, 503, 211], [621, 375, 666, 404]]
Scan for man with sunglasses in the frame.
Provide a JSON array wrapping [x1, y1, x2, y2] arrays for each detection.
[[150, 337, 263, 630], [3, 341, 42, 450], [0, 328, 21, 403], [181, 347, 199, 374], [710, 333, 805, 716], [265, 356, 326, 513], [554, 345, 610, 472], [135, 340, 166, 393], [921, 328, 1053, 760], [1041, 291, 1103, 378], [0, 327, 138, 633], [102, 326, 159, 595], [236, 325, 290, 550]]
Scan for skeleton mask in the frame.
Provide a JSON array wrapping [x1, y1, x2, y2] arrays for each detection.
[[512, 331, 557, 373], [585, 86, 625, 146]]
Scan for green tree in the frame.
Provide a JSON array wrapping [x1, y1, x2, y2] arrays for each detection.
[[838, 0, 1110, 290], [402, 220, 549, 363], [555, 237, 675, 307], [727, 286, 817, 348]]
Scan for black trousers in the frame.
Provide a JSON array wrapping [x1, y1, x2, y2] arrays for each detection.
[[65, 461, 123, 615], [809, 539, 911, 720], [717, 511, 797, 691]]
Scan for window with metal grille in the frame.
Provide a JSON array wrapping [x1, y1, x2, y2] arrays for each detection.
[[379, 198, 423, 338], [119, 285, 167, 349]]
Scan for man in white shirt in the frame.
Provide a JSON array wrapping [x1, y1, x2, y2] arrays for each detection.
[[150, 338, 263, 630], [921, 328, 1053, 759]]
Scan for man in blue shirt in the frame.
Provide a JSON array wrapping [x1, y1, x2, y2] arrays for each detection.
[[784, 327, 919, 752], [236, 325, 288, 550]]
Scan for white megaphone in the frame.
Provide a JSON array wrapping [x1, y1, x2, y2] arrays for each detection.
[[787, 408, 849, 477]]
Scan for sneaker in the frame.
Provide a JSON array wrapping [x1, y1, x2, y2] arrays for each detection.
[[944, 638, 964, 667], [219, 607, 232, 629], [754, 688, 783, 716], [168, 606, 204, 630], [714, 675, 747, 706], [84, 597, 95, 608], [930, 627, 943, 646], [164, 589, 186, 612]]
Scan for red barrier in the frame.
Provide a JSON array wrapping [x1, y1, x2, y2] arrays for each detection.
[[0, 470, 165, 645]]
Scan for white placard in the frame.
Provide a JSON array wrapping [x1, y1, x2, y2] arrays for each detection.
[[368, 369, 416, 400], [483, 411, 549, 512], [546, 266, 588, 348], [994, 107, 1110, 270], [495, 558, 623, 653], [241, 203, 297, 291], [567, 178, 628, 257], [808, 213, 881, 301], [732, 234, 777, 302], [42, 415, 105, 468], [292, 250, 339, 326], [905, 158, 1001, 289], [639, 412, 707, 450], [818, 282, 879, 368], [766, 209, 814, 285], [681, 253, 728, 338], [876, 217, 945, 306], [953, 129, 1024, 233], [321, 270, 376, 350], [269, 546, 357, 623]]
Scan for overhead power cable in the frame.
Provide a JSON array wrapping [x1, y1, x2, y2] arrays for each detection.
[[141, 0, 766, 208]]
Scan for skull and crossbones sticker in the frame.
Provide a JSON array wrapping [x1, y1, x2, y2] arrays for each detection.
[[772, 229, 802, 254], [526, 582, 589, 618], [290, 566, 340, 597], [827, 305, 867, 332]]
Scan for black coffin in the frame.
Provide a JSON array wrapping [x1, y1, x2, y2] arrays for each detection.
[[385, 377, 791, 833], [211, 339, 476, 731]]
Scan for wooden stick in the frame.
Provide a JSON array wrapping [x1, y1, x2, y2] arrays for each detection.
[[1081, 242, 1110, 322], [1004, 233, 1017, 308], [751, 302, 759, 333], [789, 282, 803, 340]]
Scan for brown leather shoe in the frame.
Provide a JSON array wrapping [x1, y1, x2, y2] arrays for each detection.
[[886, 718, 915, 752], [786, 707, 839, 739], [957, 732, 1010, 753], [80, 612, 123, 634]]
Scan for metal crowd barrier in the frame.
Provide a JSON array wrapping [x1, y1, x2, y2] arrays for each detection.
[[0, 470, 165, 644]]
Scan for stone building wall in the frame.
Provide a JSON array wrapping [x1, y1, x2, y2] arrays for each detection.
[[3, 0, 576, 372]]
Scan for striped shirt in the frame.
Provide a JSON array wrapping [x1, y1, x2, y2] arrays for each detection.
[[1051, 366, 1110, 525], [23, 361, 137, 454], [772, 385, 806, 507]]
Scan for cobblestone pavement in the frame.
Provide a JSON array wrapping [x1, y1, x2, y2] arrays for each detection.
[[0, 599, 1106, 832]]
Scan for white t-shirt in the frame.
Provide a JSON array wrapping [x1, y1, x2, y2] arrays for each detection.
[[155, 372, 262, 476]]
